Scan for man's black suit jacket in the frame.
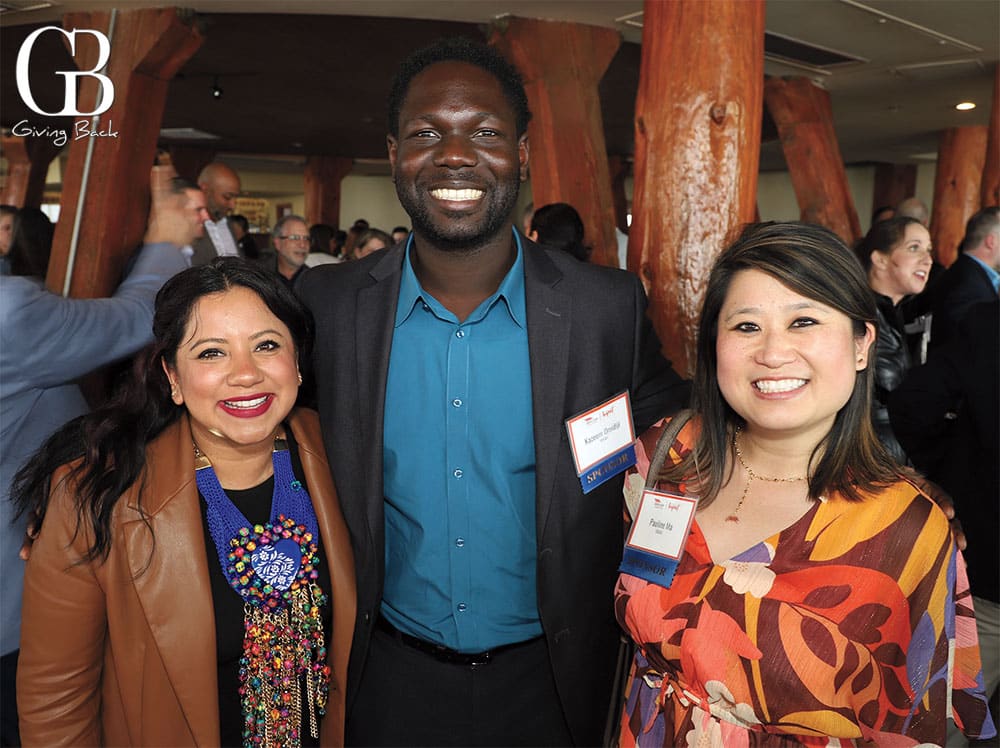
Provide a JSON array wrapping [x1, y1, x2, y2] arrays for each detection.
[[890, 300, 999, 603], [929, 253, 996, 351], [298, 238, 689, 745]]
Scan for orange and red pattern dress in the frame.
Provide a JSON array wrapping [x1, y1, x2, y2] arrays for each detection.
[[616, 417, 995, 747]]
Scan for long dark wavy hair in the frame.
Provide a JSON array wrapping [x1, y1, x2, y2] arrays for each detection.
[[663, 222, 899, 505], [12, 257, 314, 562]]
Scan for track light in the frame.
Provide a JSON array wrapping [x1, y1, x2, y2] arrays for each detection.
[[212, 76, 223, 100]]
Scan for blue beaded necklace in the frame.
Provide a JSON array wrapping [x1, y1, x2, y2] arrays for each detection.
[[195, 436, 330, 747]]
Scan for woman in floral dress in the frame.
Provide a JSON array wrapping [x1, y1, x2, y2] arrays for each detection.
[[615, 222, 994, 747]]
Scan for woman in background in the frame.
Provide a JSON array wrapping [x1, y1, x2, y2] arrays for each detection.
[[856, 216, 933, 463]]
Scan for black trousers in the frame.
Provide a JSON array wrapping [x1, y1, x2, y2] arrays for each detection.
[[347, 625, 573, 747], [1, 650, 20, 747]]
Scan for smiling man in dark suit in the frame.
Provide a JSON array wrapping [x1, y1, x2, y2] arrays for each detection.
[[298, 37, 688, 746]]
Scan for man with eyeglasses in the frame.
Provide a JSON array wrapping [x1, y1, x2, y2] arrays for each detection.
[[190, 161, 243, 266], [268, 214, 312, 289]]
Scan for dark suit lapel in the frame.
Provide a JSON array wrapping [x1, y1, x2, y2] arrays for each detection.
[[121, 416, 219, 746], [353, 246, 404, 567], [967, 254, 998, 297], [524, 245, 571, 541]]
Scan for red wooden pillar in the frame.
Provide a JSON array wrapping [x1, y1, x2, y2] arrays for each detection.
[[490, 17, 621, 267], [764, 77, 861, 245], [930, 126, 987, 267], [981, 64, 1000, 208], [630, 0, 764, 376], [47, 8, 202, 298], [608, 155, 629, 235], [304, 156, 353, 228], [167, 145, 217, 184], [0, 135, 61, 208], [871, 163, 916, 217]]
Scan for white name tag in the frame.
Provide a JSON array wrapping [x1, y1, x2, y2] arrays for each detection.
[[626, 490, 697, 561], [565, 391, 635, 473], [565, 392, 638, 493]]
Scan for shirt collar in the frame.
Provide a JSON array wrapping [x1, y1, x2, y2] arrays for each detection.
[[395, 228, 527, 328]]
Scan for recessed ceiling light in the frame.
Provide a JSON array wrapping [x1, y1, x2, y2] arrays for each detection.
[[956, 101, 976, 111]]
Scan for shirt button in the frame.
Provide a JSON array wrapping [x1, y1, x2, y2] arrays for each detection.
[[455, 537, 465, 548], [452, 398, 462, 408], [453, 468, 463, 478], [457, 603, 467, 613], [455, 329, 465, 338], [422, 303, 431, 311]]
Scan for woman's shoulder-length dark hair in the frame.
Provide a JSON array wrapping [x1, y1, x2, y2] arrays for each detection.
[[663, 221, 899, 505], [855, 215, 924, 270], [12, 257, 314, 563]]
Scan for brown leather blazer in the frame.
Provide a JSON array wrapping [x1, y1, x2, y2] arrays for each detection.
[[17, 409, 356, 746]]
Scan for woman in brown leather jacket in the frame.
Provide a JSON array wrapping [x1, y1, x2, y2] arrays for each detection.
[[12, 258, 355, 747]]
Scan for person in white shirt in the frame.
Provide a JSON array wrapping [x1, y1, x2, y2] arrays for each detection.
[[190, 161, 242, 265]]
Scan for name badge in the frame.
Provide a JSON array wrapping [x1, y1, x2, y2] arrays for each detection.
[[619, 490, 697, 588], [565, 391, 637, 494]]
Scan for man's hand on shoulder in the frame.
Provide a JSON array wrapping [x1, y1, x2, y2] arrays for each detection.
[[903, 468, 967, 550]]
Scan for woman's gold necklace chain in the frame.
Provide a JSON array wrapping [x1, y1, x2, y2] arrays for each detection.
[[728, 427, 807, 523]]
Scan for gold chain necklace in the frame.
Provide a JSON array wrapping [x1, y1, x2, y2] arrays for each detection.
[[728, 427, 807, 523]]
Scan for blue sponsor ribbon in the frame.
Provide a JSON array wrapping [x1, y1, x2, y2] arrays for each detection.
[[619, 546, 681, 588], [577, 443, 636, 494]]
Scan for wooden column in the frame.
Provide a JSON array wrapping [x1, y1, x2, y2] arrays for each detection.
[[490, 17, 621, 267], [167, 145, 217, 184], [0, 135, 61, 208], [630, 0, 764, 376], [871, 162, 916, 216], [930, 126, 987, 267], [46, 8, 202, 298], [982, 64, 1000, 208], [304, 156, 353, 228], [608, 155, 630, 235], [764, 77, 861, 244]]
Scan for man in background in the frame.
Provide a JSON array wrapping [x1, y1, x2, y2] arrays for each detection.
[[930, 207, 999, 351], [190, 161, 242, 265], [895, 196, 929, 226], [267, 213, 311, 289]]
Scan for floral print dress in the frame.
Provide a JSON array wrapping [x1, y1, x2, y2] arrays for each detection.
[[615, 417, 995, 747]]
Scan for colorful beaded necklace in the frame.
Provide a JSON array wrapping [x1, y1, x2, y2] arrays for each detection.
[[195, 436, 330, 747]]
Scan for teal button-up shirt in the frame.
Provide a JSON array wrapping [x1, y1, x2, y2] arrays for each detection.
[[381, 232, 542, 652]]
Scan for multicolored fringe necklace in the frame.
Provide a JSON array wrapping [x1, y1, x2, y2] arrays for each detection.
[[195, 436, 330, 747]]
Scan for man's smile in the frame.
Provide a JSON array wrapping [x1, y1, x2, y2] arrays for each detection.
[[430, 187, 485, 201]]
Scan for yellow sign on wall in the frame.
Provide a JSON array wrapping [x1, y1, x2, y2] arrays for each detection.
[[233, 197, 270, 232]]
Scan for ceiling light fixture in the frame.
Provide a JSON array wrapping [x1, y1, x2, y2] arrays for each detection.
[[212, 76, 223, 100], [955, 101, 976, 111]]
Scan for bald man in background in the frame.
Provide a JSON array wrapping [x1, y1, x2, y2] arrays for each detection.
[[190, 161, 243, 266]]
